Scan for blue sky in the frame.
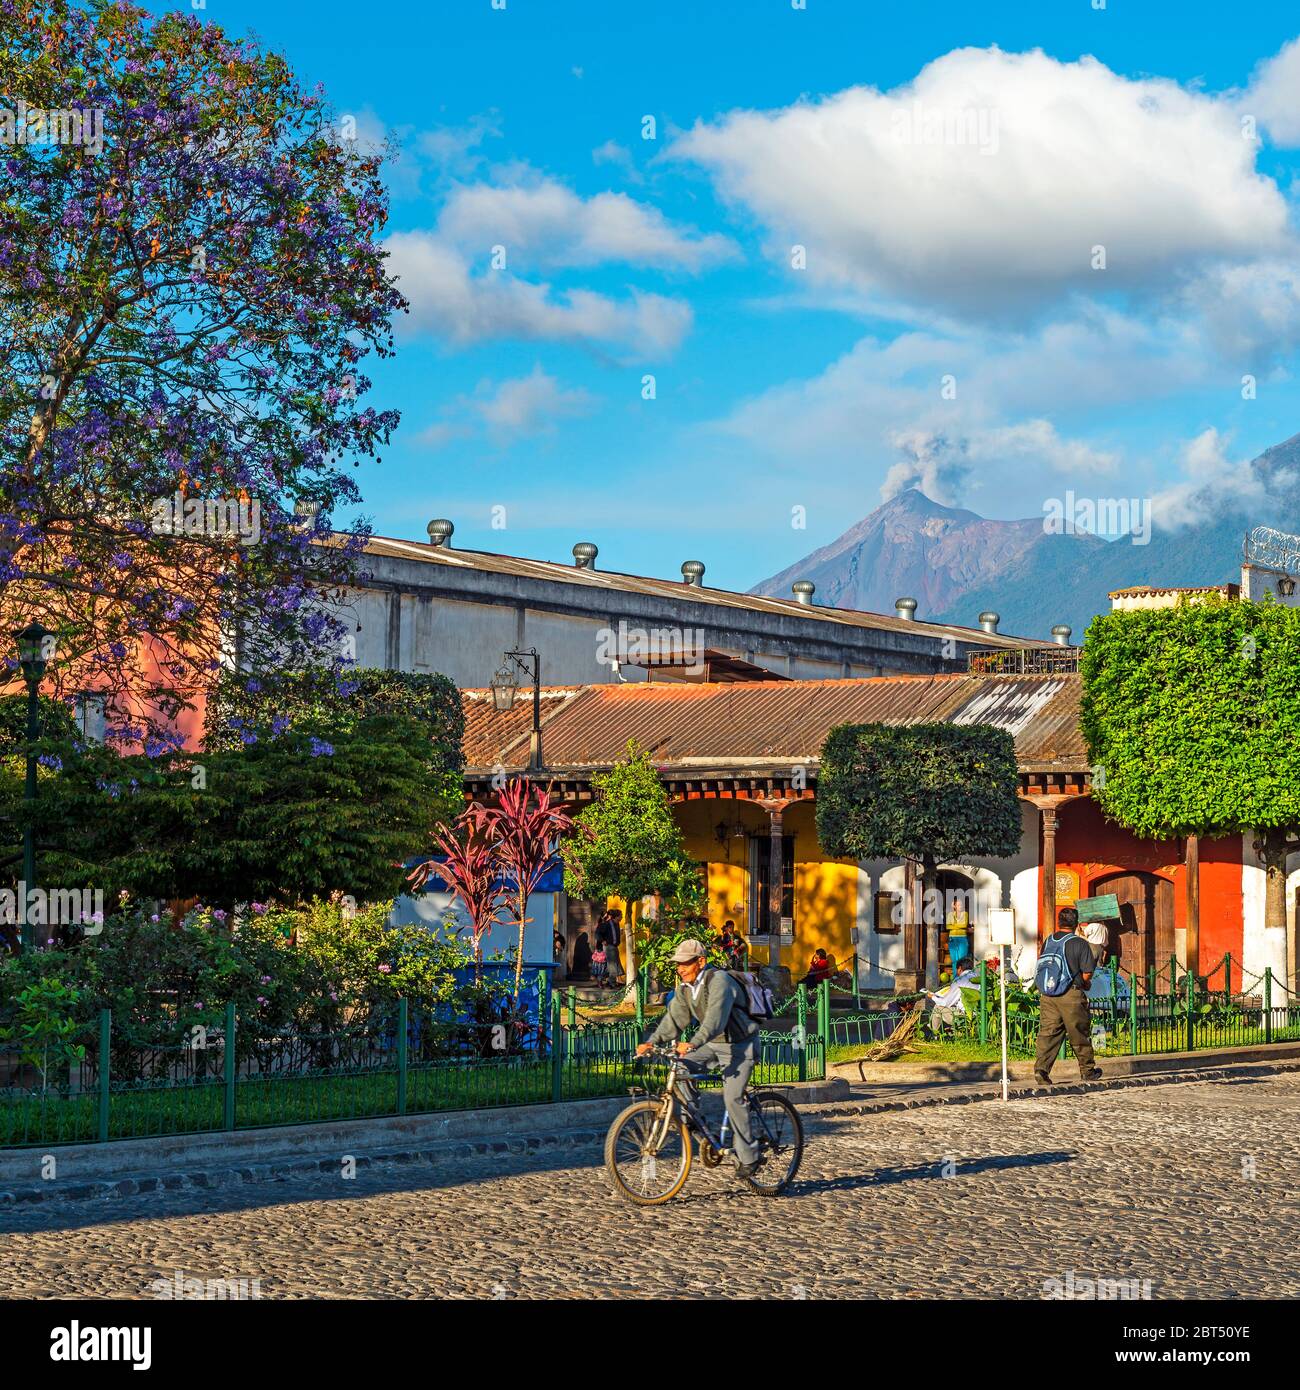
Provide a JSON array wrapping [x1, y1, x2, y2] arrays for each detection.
[[163, 0, 1300, 589]]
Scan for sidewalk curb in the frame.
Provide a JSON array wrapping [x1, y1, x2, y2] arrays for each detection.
[[833, 1039, 1300, 1085], [0, 1077, 849, 1211], [808, 1056, 1300, 1122]]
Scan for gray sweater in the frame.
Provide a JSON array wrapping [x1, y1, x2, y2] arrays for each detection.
[[646, 968, 760, 1048]]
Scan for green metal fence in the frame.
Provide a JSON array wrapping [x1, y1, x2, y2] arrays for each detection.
[[910, 954, 1300, 1061], [0, 983, 827, 1151]]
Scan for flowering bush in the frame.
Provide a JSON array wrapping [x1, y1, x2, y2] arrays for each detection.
[[0, 897, 508, 1082]]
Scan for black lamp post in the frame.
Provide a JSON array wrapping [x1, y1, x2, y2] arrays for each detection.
[[490, 647, 542, 771], [13, 622, 52, 953]]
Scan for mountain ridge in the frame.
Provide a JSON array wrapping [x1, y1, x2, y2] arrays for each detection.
[[750, 434, 1300, 641]]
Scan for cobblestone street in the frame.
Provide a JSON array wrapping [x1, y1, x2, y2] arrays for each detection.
[[4, 1072, 1299, 1300]]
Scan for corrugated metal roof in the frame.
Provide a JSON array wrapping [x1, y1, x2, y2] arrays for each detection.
[[359, 532, 1034, 648], [463, 672, 1087, 774]]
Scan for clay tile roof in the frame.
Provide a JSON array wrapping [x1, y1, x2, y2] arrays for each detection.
[[461, 672, 1085, 775]]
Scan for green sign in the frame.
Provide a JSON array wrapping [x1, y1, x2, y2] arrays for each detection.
[[1076, 893, 1121, 923]]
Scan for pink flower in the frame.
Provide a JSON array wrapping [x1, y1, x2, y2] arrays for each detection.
[[378, 963, 391, 974]]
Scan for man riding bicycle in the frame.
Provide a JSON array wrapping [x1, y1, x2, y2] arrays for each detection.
[[634, 938, 761, 1178]]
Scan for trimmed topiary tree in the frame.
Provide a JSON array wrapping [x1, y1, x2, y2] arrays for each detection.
[[1080, 596, 1300, 984], [817, 721, 1022, 987]]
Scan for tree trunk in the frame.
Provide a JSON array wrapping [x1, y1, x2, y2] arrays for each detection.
[[619, 898, 639, 1007]]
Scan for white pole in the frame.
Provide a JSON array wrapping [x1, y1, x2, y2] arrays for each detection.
[[1000, 943, 1009, 1103]]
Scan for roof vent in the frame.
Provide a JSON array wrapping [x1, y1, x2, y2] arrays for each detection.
[[294, 499, 320, 527], [572, 542, 598, 570], [894, 597, 917, 621], [426, 519, 454, 548], [1051, 623, 1073, 646], [979, 611, 1000, 635], [792, 579, 816, 606], [681, 560, 706, 588]]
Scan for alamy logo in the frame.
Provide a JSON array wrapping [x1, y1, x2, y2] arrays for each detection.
[[50, 1322, 151, 1369], [890, 101, 1000, 155], [1042, 491, 1151, 546], [0, 883, 103, 933], [151, 493, 261, 546], [596, 620, 706, 677], [150, 1269, 262, 1300], [1042, 1270, 1154, 1300], [1, 101, 105, 155]]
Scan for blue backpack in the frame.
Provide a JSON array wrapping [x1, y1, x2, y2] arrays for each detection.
[[1034, 934, 1076, 997]]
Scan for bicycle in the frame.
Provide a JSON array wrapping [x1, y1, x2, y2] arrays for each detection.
[[604, 1044, 804, 1204]]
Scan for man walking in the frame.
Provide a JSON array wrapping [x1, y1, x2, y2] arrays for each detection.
[[1034, 907, 1104, 1087], [634, 939, 762, 1178]]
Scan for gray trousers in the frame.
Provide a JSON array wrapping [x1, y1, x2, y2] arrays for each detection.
[[681, 1038, 759, 1164]]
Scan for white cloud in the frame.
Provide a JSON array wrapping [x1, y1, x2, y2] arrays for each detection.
[[592, 139, 645, 186], [1150, 429, 1271, 529], [414, 368, 594, 449], [385, 231, 693, 353], [670, 46, 1289, 320], [1245, 37, 1300, 146], [1179, 259, 1300, 366], [435, 177, 735, 272], [474, 367, 593, 441]]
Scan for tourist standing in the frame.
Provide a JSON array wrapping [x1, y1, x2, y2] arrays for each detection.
[[1033, 907, 1104, 1086]]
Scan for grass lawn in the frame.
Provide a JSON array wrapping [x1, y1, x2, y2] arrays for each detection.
[[0, 1048, 822, 1150]]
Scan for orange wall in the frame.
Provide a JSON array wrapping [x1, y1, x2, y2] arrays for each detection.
[[1047, 797, 1242, 963]]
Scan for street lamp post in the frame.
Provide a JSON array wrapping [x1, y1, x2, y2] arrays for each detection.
[[13, 622, 53, 953], [490, 647, 542, 771]]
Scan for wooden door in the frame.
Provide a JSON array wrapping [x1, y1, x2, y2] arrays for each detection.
[[1091, 871, 1174, 976]]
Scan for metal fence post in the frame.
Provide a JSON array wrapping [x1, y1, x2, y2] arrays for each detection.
[[635, 965, 645, 1032], [1186, 968, 1195, 1054], [1265, 969, 1273, 1045], [536, 968, 549, 1036], [551, 994, 563, 1102], [978, 963, 989, 1046], [1225, 953, 1232, 1004], [817, 978, 830, 1043], [97, 1009, 111, 1143], [566, 985, 576, 1031], [796, 983, 808, 1083], [397, 996, 408, 1117], [223, 1000, 236, 1131], [1129, 972, 1138, 1055]]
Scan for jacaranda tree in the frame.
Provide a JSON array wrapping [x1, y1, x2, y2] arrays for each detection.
[[0, 0, 406, 740]]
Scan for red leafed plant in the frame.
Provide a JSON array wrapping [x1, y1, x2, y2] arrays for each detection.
[[408, 812, 505, 968], [469, 779, 573, 998]]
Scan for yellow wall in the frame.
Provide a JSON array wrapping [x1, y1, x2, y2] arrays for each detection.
[[672, 799, 858, 975]]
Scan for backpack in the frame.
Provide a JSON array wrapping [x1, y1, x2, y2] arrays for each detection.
[[726, 969, 775, 1021], [1034, 934, 1077, 997]]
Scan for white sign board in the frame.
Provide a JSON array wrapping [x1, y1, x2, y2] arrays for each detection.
[[989, 907, 1016, 946]]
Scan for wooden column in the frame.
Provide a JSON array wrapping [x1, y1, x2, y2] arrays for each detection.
[[1026, 796, 1069, 940], [1041, 806, 1059, 938], [1185, 832, 1200, 979], [768, 804, 784, 932], [896, 857, 922, 994]]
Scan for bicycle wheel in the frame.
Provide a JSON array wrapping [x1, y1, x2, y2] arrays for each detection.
[[604, 1099, 693, 1205], [739, 1091, 803, 1196]]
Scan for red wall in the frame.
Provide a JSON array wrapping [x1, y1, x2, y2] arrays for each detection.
[[1041, 798, 1242, 963]]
